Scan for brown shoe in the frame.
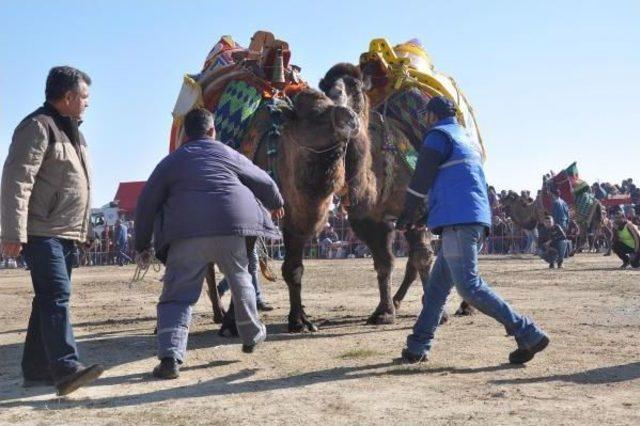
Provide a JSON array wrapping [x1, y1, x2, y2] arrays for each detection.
[[55, 364, 104, 396]]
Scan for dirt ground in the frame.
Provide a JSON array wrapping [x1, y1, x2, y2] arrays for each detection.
[[0, 254, 638, 425]]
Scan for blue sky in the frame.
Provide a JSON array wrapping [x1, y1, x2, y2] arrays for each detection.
[[1, 0, 638, 205]]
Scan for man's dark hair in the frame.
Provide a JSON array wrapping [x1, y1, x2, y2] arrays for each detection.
[[426, 95, 457, 119], [45, 66, 92, 101], [184, 108, 215, 139]]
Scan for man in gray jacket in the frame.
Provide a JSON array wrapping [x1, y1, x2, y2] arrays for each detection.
[[135, 108, 284, 379], [0, 66, 104, 395]]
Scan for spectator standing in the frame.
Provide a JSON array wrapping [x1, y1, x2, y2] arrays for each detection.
[[551, 189, 570, 231], [0, 66, 103, 395]]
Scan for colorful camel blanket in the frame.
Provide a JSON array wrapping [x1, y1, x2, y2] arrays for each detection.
[[575, 192, 598, 224], [169, 33, 307, 179]]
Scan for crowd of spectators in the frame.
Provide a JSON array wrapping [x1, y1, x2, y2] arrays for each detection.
[[3, 178, 639, 269]]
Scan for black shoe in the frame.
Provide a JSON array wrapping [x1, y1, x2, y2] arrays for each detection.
[[557, 263, 564, 269], [242, 324, 266, 353], [401, 348, 427, 364], [621, 262, 630, 269], [152, 358, 180, 380], [509, 335, 550, 364], [257, 301, 274, 312], [55, 364, 104, 396], [548, 263, 555, 269]]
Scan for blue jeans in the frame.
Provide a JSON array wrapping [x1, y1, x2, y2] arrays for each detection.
[[407, 225, 546, 356], [217, 244, 264, 303], [21, 236, 81, 380], [539, 239, 568, 265]]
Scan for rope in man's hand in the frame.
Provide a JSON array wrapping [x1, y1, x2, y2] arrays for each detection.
[[130, 249, 154, 287]]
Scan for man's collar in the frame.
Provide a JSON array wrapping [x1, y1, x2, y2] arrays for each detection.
[[435, 116, 458, 126], [42, 101, 83, 126], [182, 136, 216, 145]]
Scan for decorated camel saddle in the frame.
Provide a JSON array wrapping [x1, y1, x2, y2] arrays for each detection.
[[358, 38, 486, 171], [542, 162, 599, 225], [170, 31, 307, 180], [170, 31, 308, 280]]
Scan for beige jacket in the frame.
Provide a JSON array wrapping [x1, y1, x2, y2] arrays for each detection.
[[1, 105, 92, 243]]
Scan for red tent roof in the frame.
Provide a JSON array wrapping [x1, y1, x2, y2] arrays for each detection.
[[114, 181, 146, 215]]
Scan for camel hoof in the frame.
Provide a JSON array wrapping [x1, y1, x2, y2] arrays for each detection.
[[366, 312, 395, 325], [454, 305, 474, 316], [288, 321, 318, 333]]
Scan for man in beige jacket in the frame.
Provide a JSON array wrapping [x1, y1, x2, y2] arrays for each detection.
[[0, 66, 103, 396]]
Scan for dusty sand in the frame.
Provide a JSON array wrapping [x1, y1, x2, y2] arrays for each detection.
[[0, 254, 638, 425]]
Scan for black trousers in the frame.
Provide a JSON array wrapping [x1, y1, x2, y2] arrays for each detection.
[[612, 241, 640, 267]]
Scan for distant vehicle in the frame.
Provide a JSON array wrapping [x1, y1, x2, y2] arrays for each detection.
[[90, 202, 120, 239]]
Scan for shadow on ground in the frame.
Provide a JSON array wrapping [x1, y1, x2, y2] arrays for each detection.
[[0, 361, 518, 410], [491, 362, 640, 385], [0, 314, 411, 403]]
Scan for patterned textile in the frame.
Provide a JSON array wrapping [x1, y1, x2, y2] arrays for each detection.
[[202, 36, 245, 74], [550, 171, 576, 205], [214, 80, 264, 148], [238, 98, 288, 183], [381, 87, 432, 149], [377, 87, 433, 172], [575, 192, 597, 223]]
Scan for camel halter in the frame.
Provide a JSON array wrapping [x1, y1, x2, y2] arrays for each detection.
[[294, 106, 357, 155]]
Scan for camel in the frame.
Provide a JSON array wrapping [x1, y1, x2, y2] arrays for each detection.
[[318, 63, 473, 324], [500, 192, 544, 232], [501, 191, 612, 253], [204, 88, 378, 333]]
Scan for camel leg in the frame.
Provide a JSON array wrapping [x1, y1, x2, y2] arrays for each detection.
[[393, 260, 418, 310], [393, 228, 432, 309], [205, 263, 226, 324], [350, 218, 396, 325], [454, 300, 474, 317], [394, 229, 452, 323], [282, 229, 317, 333]]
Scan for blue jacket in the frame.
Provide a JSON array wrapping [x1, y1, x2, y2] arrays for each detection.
[[134, 138, 284, 263], [412, 117, 491, 233], [552, 197, 570, 230]]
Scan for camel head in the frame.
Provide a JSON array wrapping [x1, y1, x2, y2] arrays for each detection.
[[319, 63, 369, 120], [281, 88, 360, 147], [318, 64, 378, 219]]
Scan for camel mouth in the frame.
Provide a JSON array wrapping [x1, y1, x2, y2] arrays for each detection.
[[331, 105, 360, 138]]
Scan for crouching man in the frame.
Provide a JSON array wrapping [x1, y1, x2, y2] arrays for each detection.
[[538, 215, 568, 269], [611, 210, 640, 269], [135, 108, 284, 379]]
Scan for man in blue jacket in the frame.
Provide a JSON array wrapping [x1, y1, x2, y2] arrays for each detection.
[[551, 189, 570, 231], [135, 108, 284, 379], [396, 96, 549, 364]]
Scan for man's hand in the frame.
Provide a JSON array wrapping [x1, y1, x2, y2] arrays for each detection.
[[271, 207, 285, 220], [1, 241, 22, 258]]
